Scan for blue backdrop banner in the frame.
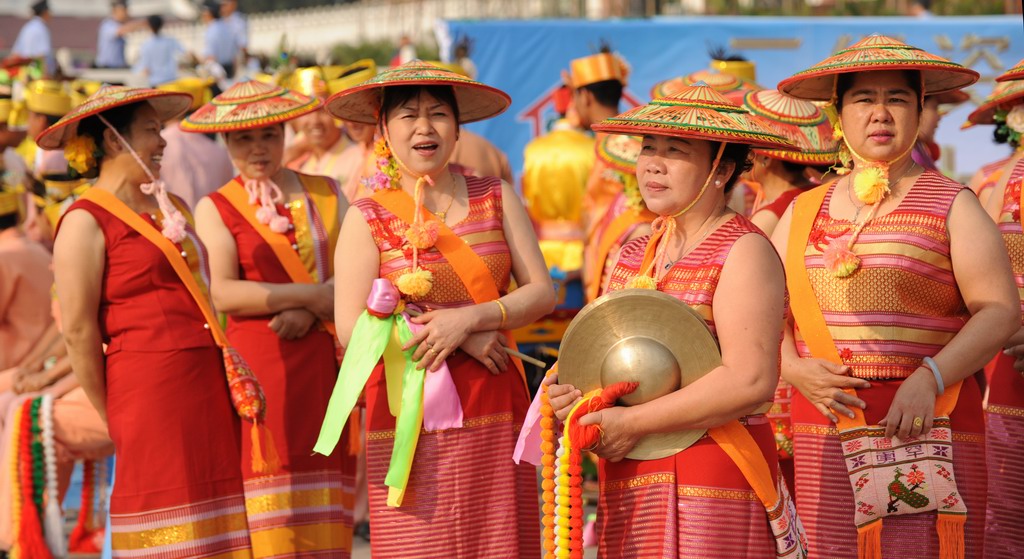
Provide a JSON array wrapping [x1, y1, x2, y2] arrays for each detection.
[[436, 16, 1024, 184]]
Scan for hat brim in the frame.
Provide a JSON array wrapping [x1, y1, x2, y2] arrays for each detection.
[[179, 98, 321, 134], [778, 63, 979, 102], [325, 78, 510, 125], [996, 59, 1024, 83], [966, 86, 1024, 126], [592, 119, 794, 151], [36, 90, 192, 150]]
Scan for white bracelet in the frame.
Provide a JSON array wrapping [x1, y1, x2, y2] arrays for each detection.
[[923, 357, 944, 396]]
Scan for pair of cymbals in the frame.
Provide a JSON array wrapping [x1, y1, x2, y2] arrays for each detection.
[[557, 288, 722, 460]]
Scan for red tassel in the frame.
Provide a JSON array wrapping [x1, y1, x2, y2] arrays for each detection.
[[19, 400, 53, 559], [250, 423, 282, 475], [568, 381, 639, 450], [68, 460, 101, 553]]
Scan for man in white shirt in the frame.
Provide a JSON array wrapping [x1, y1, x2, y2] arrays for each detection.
[[95, 1, 143, 69], [202, 2, 238, 79], [11, 1, 56, 76], [221, 0, 248, 62]]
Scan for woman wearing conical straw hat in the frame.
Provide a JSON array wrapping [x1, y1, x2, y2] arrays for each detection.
[[971, 59, 1024, 558], [548, 83, 807, 558], [45, 85, 266, 558], [312, 61, 553, 558], [184, 79, 357, 559], [964, 77, 1024, 207], [772, 35, 1018, 559]]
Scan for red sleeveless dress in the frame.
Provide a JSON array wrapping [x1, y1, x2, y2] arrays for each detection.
[[353, 175, 539, 558], [790, 172, 986, 558], [983, 157, 1024, 558], [597, 215, 778, 559], [62, 198, 252, 559], [208, 174, 355, 558]]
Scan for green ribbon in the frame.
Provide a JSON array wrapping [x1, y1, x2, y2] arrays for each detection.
[[313, 310, 427, 507]]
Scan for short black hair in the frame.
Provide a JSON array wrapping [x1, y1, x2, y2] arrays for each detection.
[[715, 142, 752, 194], [74, 101, 145, 178], [914, 0, 931, 9], [31, 1, 48, 17], [580, 79, 623, 110], [203, 1, 220, 19], [379, 85, 460, 129], [0, 212, 18, 230], [835, 70, 922, 111], [147, 14, 163, 34]]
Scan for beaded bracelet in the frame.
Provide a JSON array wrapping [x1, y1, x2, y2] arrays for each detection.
[[494, 299, 508, 329], [923, 356, 944, 396]]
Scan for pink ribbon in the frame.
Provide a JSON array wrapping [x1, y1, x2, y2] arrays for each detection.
[[513, 389, 545, 465], [367, 278, 400, 318], [405, 316, 463, 431]]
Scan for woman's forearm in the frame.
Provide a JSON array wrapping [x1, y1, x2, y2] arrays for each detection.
[[625, 363, 777, 434], [62, 327, 107, 421], [211, 278, 322, 316], [933, 304, 1018, 386], [470, 283, 555, 332]]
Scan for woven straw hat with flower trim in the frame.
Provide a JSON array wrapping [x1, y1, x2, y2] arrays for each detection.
[[181, 80, 321, 134], [592, 82, 793, 151], [965, 75, 1024, 127], [36, 85, 192, 150], [778, 35, 979, 101], [740, 89, 840, 166], [651, 70, 761, 105], [324, 60, 510, 125], [997, 58, 1024, 83]]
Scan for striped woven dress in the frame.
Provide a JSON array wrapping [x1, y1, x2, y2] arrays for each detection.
[[352, 175, 540, 558], [973, 155, 1013, 202], [791, 171, 987, 558], [597, 215, 778, 559], [208, 174, 355, 559], [983, 157, 1024, 558]]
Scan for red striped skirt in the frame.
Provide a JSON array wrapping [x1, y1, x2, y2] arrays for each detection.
[[983, 353, 1024, 558], [596, 423, 778, 559], [792, 376, 987, 558], [364, 351, 540, 559], [231, 324, 354, 559]]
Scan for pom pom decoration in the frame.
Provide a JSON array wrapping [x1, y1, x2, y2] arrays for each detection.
[[41, 395, 67, 558], [63, 134, 98, 177], [852, 165, 889, 205], [18, 398, 53, 559], [625, 274, 658, 290], [823, 234, 861, 278], [243, 178, 291, 234], [540, 374, 558, 558], [404, 221, 439, 250], [68, 460, 103, 553], [395, 269, 434, 299]]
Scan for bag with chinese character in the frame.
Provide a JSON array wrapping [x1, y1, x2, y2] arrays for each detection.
[[838, 381, 965, 559]]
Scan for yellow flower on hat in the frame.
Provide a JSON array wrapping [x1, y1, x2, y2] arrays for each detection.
[[64, 134, 97, 177]]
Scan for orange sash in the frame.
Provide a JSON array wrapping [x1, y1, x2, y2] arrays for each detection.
[[786, 183, 964, 559], [218, 175, 340, 337], [370, 188, 528, 394], [585, 208, 655, 301], [81, 188, 227, 347]]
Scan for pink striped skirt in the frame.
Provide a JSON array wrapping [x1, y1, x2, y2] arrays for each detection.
[[792, 377, 987, 558], [983, 353, 1024, 558], [596, 423, 778, 559]]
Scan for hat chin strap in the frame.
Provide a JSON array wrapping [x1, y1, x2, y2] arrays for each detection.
[[382, 126, 440, 274], [97, 114, 187, 243], [643, 142, 726, 277]]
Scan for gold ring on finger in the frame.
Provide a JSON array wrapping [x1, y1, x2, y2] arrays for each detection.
[[427, 348, 438, 355], [912, 417, 923, 428]]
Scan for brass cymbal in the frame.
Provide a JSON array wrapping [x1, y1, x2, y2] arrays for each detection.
[[558, 288, 722, 460]]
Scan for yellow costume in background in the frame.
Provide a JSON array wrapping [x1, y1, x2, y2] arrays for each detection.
[[522, 119, 594, 273]]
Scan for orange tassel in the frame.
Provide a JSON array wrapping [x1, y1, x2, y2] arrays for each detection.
[[937, 513, 965, 559], [856, 520, 883, 559], [347, 408, 362, 456], [250, 423, 282, 475], [67, 460, 101, 553]]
